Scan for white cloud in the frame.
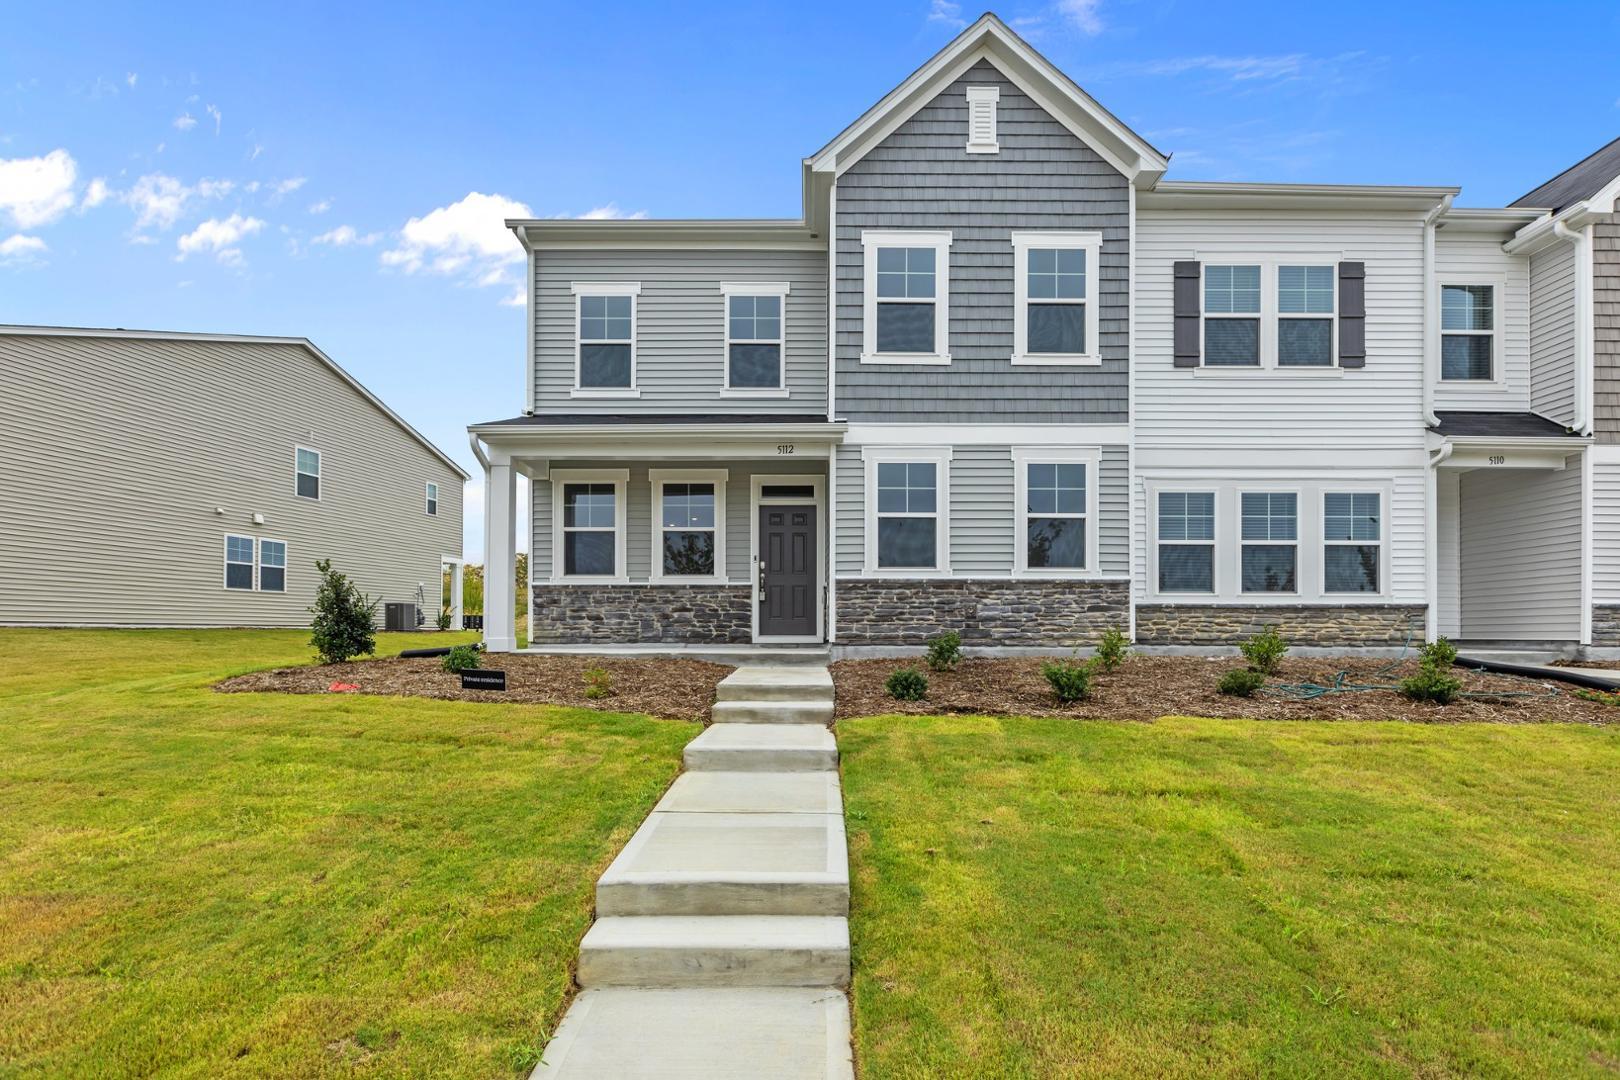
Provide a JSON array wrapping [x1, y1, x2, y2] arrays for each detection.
[[123, 173, 234, 231], [927, 0, 967, 30], [81, 177, 111, 209], [176, 213, 264, 264], [313, 224, 381, 246], [206, 104, 222, 134], [501, 285, 526, 307], [0, 149, 78, 227], [577, 202, 647, 220], [173, 112, 197, 131], [308, 198, 331, 214], [0, 233, 47, 261], [1056, 0, 1103, 35], [380, 192, 531, 293], [126, 72, 138, 88], [271, 176, 306, 197], [196, 178, 234, 198]]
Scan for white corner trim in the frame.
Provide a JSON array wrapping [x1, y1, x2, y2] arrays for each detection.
[[965, 84, 1000, 155], [1010, 230, 1103, 367], [549, 468, 630, 585], [860, 445, 952, 576], [1010, 446, 1102, 578], [860, 229, 952, 365], [648, 468, 729, 584]]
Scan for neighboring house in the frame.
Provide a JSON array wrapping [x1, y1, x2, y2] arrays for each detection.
[[468, 13, 1609, 653], [0, 326, 468, 628]]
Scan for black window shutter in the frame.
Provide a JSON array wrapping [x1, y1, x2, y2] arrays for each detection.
[[1173, 261, 1201, 367], [1338, 261, 1366, 368]]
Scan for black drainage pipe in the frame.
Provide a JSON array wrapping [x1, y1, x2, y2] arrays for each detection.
[[398, 645, 470, 659], [1455, 655, 1620, 692]]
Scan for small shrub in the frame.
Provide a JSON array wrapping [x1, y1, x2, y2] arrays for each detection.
[[1400, 666, 1462, 704], [1218, 668, 1267, 697], [1574, 688, 1620, 707], [442, 644, 482, 673], [1241, 625, 1289, 675], [435, 607, 453, 631], [925, 630, 962, 672], [1419, 636, 1459, 669], [309, 559, 377, 664], [1041, 659, 1092, 704], [583, 667, 613, 700], [886, 666, 928, 701], [1094, 627, 1130, 672]]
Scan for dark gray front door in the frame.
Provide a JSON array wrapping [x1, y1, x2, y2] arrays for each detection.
[[759, 504, 817, 638]]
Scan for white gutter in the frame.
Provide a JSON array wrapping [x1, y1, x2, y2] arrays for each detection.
[[1422, 194, 1454, 429], [467, 432, 490, 471], [1553, 219, 1594, 436]]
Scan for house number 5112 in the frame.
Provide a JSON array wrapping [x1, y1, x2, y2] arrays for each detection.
[[777, 444, 795, 455]]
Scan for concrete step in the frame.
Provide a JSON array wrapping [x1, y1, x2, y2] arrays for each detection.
[[711, 699, 834, 725], [657, 771, 843, 816], [597, 811, 848, 917], [531, 987, 854, 1079], [578, 915, 850, 988], [684, 724, 838, 773], [716, 665, 835, 704]]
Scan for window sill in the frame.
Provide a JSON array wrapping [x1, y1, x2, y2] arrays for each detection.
[[1191, 366, 1345, 378], [1012, 569, 1101, 579], [965, 141, 1000, 154], [546, 576, 629, 586], [859, 352, 951, 366], [1011, 354, 1102, 367], [719, 388, 790, 399], [860, 568, 951, 578], [571, 388, 641, 398], [648, 576, 733, 586], [1436, 379, 1506, 390]]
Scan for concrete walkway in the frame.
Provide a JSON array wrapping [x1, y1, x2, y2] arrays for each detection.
[[532, 665, 854, 1080]]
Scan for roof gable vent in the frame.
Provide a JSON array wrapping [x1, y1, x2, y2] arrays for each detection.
[[965, 84, 1000, 155]]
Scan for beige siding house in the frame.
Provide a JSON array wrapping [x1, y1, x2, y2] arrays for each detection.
[[0, 326, 467, 628]]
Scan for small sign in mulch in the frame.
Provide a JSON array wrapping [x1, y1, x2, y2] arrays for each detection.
[[328, 682, 359, 693], [459, 669, 507, 691]]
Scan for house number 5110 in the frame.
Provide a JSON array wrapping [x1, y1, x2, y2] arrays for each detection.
[[777, 444, 796, 455]]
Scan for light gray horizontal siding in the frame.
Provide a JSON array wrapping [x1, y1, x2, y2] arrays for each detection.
[[0, 334, 463, 627], [533, 248, 828, 414], [835, 59, 1129, 423], [1459, 459, 1582, 640], [1529, 239, 1577, 426]]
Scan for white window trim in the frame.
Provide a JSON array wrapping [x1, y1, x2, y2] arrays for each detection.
[[965, 84, 1000, 154], [1194, 256, 1345, 376], [294, 445, 321, 501], [1438, 275, 1504, 387], [860, 229, 952, 365], [570, 281, 642, 398], [1150, 488, 1219, 597], [649, 468, 729, 584], [719, 281, 791, 398], [1011, 231, 1103, 366], [861, 446, 952, 576], [550, 468, 630, 584], [223, 533, 256, 591], [1238, 487, 1302, 597], [1319, 489, 1388, 597], [257, 536, 289, 593], [1011, 446, 1101, 577], [425, 481, 438, 517]]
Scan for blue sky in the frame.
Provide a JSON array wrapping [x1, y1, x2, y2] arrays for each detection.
[[4, 1, 1618, 559]]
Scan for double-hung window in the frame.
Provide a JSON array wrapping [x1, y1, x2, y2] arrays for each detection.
[[721, 282, 788, 393], [295, 447, 320, 499], [553, 469, 628, 581], [1012, 232, 1102, 365], [224, 535, 255, 590], [573, 282, 639, 392], [1323, 492, 1381, 593], [861, 231, 951, 363], [1203, 265, 1262, 366], [1013, 448, 1098, 574], [1157, 492, 1215, 593], [1240, 492, 1297, 593], [651, 469, 727, 581], [258, 539, 287, 592], [866, 449, 949, 572], [1277, 265, 1335, 366], [1441, 284, 1494, 380], [425, 481, 439, 516]]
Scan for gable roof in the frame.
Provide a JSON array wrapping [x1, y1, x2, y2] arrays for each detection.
[[0, 324, 469, 479], [1511, 135, 1620, 212], [806, 12, 1167, 184]]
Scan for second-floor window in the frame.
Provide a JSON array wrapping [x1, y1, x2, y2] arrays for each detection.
[[426, 481, 439, 516], [1204, 264, 1262, 366], [1441, 284, 1494, 381], [861, 230, 951, 364], [1277, 265, 1335, 367], [573, 283, 639, 392], [1012, 231, 1102, 365], [722, 282, 789, 393], [295, 447, 321, 499]]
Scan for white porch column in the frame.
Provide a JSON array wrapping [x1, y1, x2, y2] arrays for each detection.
[[484, 458, 518, 652]]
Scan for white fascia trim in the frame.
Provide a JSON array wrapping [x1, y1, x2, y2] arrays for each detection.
[[648, 468, 729, 584], [860, 229, 952, 365], [549, 468, 630, 585], [860, 445, 952, 576], [845, 422, 1129, 446], [965, 84, 1000, 155], [1010, 230, 1103, 366], [1011, 445, 1102, 578]]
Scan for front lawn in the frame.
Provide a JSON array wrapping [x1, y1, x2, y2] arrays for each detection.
[[841, 713, 1620, 1077], [0, 629, 694, 1077]]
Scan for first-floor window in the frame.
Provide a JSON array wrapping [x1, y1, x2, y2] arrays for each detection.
[[1023, 462, 1087, 570], [562, 482, 617, 577], [426, 482, 439, 516], [1323, 492, 1380, 593], [876, 462, 939, 569], [258, 540, 287, 592], [1240, 492, 1297, 593], [225, 535, 255, 590], [1157, 491, 1215, 592], [660, 482, 717, 576]]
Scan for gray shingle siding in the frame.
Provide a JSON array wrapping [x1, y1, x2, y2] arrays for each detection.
[[833, 59, 1130, 423], [1593, 212, 1620, 444]]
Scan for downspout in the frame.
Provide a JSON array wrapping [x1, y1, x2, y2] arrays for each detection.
[[1421, 195, 1454, 429], [1552, 219, 1592, 435], [1424, 441, 1453, 643]]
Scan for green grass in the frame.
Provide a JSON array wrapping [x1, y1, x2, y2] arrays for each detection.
[[0, 629, 694, 1077], [841, 713, 1620, 1078]]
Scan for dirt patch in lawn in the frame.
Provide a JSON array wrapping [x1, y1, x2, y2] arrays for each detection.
[[217, 653, 731, 721], [832, 654, 1619, 725]]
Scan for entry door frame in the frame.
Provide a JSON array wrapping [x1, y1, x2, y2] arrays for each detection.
[[750, 473, 826, 643]]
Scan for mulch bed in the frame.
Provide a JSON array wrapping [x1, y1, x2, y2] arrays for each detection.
[[832, 655, 1620, 725], [216, 654, 731, 721]]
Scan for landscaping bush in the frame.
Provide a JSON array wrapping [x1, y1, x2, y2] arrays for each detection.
[[886, 666, 928, 701], [925, 630, 962, 672], [1241, 625, 1289, 675], [583, 667, 613, 699], [1400, 634, 1462, 704], [1574, 688, 1620, 707], [1040, 659, 1092, 703], [435, 607, 453, 631], [309, 559, 377, 664], [1419, 636, 1459, 669], [442, 644, 482, 674], [1095, 627, 1129, 672], [1218, 668, 1267, 697]]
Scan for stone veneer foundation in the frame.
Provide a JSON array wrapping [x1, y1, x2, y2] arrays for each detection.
[[834, 578, 1129, 646], [1591, 605, 1620, 648], [1134, 604, 1426, 648], [531, 584, 753, 645]]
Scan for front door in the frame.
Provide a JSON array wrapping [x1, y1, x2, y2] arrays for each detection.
[[759, 504, 817, 638]]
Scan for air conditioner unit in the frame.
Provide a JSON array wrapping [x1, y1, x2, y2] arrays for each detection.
[[383, 602, 418, 632]]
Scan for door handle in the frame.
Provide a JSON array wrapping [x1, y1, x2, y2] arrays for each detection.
[[757, 561, 766, 599]]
